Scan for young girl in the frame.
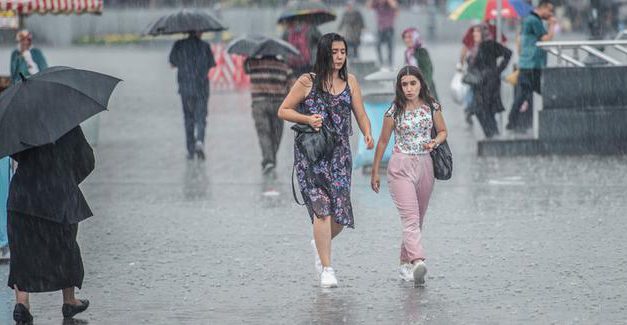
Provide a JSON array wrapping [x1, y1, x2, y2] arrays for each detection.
[[370, 66, 447, 286], [278, 33, 373, 288]]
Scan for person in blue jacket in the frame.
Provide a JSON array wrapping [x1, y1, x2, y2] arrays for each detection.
[[10, 30, 48, 84], [0, 157, 10, 261]]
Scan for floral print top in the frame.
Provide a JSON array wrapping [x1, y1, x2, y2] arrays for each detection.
[[385, 102, 441, 155]]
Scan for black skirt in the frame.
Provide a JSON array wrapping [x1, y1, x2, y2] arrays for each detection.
[[7, 211, 84, 292]]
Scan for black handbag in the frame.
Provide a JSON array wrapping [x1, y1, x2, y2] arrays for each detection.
[[290, 123, 336, 163], [429, 103, 453, 180], [290, 121, 337, 205]]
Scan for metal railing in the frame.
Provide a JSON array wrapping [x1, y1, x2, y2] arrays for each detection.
[[537, 35, 627, 67]]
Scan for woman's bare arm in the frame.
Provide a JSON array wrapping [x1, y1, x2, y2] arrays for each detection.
[[278, 74, 322, 128]]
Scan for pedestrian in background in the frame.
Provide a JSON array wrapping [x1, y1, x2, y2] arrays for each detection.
[[7, 127, 94, 323], [278, 33, 374, 288], [368, 0, 399, 67], [282, 20, 322, 78], [10, 30, 47, 84], [370, 65, 447, 286], [466, 24, 512, 138], [0, 157, 10, 261], [169, 31, 216, 160], [458, 23, 507, 125], [338, 0, 365, 59], [244, 55, 292, 175], [506, 0, 556, 132], [402, 27, 438, 101]]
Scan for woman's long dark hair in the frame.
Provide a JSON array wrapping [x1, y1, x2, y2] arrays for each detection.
[[391, 65, 435, 122], [312, 33, 348, 95]]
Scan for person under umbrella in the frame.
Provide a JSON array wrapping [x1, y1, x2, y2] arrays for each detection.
[[278, 1, 334, 79], [146, 10, 226, 161], [244, 55, 292, 176], [169, 31, 216, 161], [228, 35, 298, 175], [0, 66, 121, 324], [8, 127, 94, 324], [282, 21, 322, 79]]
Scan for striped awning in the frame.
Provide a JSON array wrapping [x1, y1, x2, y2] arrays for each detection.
[[0, 0, 103, 15]]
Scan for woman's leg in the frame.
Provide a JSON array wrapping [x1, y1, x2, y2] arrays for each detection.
[[416, 156, 435, 233], [388, 156, 424, 264], [62, 287, 79, 305], [14, 285, 29, 308], [331, 221, 343, 239], [313, 216, 333, 267]]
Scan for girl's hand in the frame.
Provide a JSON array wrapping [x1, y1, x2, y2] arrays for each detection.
[[308, 114, 323, 130], [423, 140, 438, 152], [370, 172, 380, 193], [364, 134, 374, 150]]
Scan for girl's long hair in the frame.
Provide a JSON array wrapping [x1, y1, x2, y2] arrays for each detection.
[[311, 33, 348, 95], [391, 65, 435, 122]]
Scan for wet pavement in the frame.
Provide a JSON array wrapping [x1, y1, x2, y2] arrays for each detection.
[[1, 43, 627, 324]]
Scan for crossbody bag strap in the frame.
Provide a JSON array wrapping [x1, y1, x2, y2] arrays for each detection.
[[291, 164, 305, 206]]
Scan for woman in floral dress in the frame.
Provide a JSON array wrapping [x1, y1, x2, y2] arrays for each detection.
[[278, 33, 374, 288]]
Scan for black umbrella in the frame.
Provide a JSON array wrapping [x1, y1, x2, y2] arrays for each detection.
[[277, 1, 336, 26], [144, 9, 228, 36], [0, 66, 121, 158], [227, 34, 300, 57]]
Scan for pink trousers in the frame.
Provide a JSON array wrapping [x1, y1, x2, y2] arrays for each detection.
[[387, 152, 434, 263]]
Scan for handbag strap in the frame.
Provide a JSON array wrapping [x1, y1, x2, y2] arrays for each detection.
[[428, 101, 437, 139], [291, 164, 305, 206]]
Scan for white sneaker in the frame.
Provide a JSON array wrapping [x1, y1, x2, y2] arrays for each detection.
[[310, 240, 323, 279], [398, 263, 414, 282], [412, 260, 427, 286], [320, 267, 338, 288]]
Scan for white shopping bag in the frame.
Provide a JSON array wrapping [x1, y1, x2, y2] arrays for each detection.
[[450, 71, 469, 105]]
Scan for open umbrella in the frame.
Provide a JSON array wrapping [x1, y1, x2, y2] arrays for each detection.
[[144, 9, 228, 36], [277, 1, 336, 26], [227, 34, 300, 57], [449, 0, 532, 21], [0, 66, 121, 158]]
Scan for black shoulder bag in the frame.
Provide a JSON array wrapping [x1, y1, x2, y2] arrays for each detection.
[[290, 90, 337, 205], [429, 103, 453, 180]]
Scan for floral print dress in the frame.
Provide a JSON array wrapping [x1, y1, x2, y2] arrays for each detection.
[[294, 82, 354, 228]]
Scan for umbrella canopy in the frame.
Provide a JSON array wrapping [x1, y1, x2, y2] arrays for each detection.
[[0, 66, 121, 158], [144, 9, 227, 36], [277, 1, 336, 26], [227, 34, 300, 58], [449, 0, 533, 21]]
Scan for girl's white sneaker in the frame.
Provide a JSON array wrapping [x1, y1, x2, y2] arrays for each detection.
[[398, 263, 414, 282], [412, 260, 427, 286]]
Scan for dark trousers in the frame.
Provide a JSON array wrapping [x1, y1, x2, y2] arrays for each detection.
[[507, 69, 542, 131], [347, 42, 360, 59], [475, 111, 499, 138], [181, 95, 208, 155], [376, 27, 394, 66], [252, 101, 284, 168]]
